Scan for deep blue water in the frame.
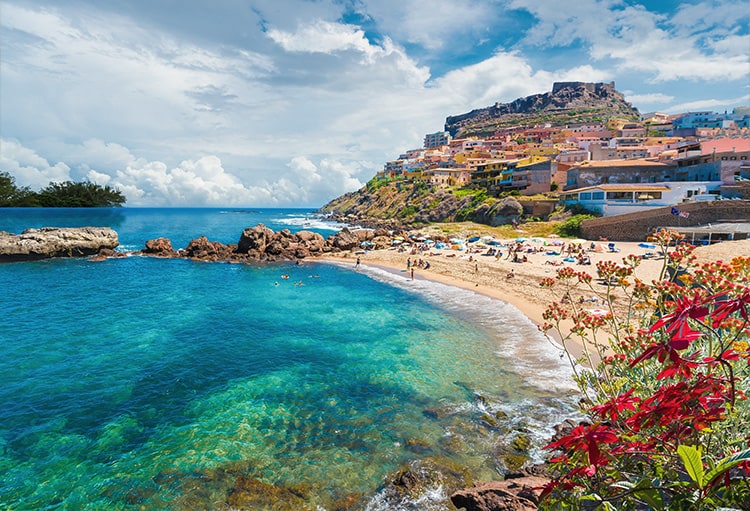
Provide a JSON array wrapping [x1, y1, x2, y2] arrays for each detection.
[[0, 208, 576, 510]]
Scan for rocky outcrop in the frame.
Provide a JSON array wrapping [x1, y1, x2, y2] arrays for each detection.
[[445, 81, 639, 137], [319, 182, 529, 228], [451, 474, 550, 511], [470, 198, 524, 226], [0, 227, 119, 262], [142, 237, 178, 257], [135, 223, 408, 263]]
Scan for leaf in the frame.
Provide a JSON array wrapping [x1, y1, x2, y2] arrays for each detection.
[[678, 444, 705, 489], [703, 448, 750, 488], [633, 488, 664, 509]]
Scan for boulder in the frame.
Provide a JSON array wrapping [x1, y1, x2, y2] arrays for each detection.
[[471, 198, 523, 226], [184, 236, 233, 261], [331, 227, 360, 251], [237, 224, 275, 254], [0, 227, 119, 262], [142, 237, 177, 257], [450, 476, 550, 511]]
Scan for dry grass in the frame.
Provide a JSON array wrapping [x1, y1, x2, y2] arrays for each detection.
[[411, 220, 559, 239]]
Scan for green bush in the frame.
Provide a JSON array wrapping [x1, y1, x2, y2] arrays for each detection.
[[554, 214, 595, 237], [399, 205, 418, 218]]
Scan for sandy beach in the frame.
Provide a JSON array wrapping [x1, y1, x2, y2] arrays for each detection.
[[316, 234, 750, 359]]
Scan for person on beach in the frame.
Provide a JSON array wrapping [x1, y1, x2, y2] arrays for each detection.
[[355, 256, 360, 269], [410, 268, 414, 280]]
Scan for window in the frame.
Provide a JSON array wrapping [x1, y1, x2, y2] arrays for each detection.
[[580, 192, 592, 200], [607, 191, 633, 200], [592, 191, 604, 200]]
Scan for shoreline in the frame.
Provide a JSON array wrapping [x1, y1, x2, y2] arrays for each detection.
[[313, 237, 750, 363]]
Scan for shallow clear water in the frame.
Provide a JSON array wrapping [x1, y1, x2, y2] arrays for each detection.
[[0, 208, 576, 510]]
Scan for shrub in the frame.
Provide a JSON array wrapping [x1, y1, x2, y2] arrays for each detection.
[[539, 230, 750, 510], [555, 214, 595, 237]]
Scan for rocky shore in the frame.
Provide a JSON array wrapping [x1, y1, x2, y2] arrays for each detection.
[[132, 223, 412, 262], [0, 227, 119, 262]]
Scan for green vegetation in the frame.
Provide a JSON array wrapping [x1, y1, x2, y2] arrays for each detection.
[[0, 172, 126, 207], [554, 213, 595, 237], [399, 205, 418, 218], [365, 176, 393, 192]]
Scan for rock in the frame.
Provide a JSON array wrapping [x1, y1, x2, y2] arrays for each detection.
[[227, 475, 314, 511], [237, 224, 275, 254], [0, 227, 119, 262], [89, 248, 125, 262], [471, 198, 523, 226], [450, 476, 550, 511], [184, 236, 233, 261], [142, 237, 177, 257], [331, 227, 360, 251]]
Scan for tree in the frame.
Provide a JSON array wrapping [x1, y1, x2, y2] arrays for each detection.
[[0, 171, 37, 206], [0, 173, 126, 207]]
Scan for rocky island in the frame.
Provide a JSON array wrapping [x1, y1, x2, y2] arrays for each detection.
[[0, 227, 119, 262]]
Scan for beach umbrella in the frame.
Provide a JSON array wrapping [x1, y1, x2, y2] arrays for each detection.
[[424, 239, 435, 245], [515, 237, 528, 243], [468, 236, 480, 243], [531, 238, 543, 243], [360, 241, 373, 247]]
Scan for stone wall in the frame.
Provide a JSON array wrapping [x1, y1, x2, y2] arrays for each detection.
[[580, 200, 750, 241]]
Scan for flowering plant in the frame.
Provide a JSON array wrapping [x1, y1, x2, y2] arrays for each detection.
[[539, 231, 750, 510]]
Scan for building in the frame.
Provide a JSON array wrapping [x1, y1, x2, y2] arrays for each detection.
[[423, 131, 451, 149], [559, 182, 722, 216], [423, 167, 470, 187]]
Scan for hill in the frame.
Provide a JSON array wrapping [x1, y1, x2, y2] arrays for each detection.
[[444, 81, 640, 138], [319, 179, 533, 228]]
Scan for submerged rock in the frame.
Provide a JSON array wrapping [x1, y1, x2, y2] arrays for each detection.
[[0, 227, 119, 262], [227, 475, 315, 511]]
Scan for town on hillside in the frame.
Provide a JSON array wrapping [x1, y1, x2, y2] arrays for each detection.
[[376, 108, 750, 218]]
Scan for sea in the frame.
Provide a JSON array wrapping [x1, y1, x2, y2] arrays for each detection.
[[0, 208, 578, 511]]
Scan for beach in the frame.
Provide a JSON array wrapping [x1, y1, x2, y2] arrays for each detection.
[[318, 235, 750, 358]]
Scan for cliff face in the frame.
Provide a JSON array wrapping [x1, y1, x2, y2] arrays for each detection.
[[445, 81, 639, 137]]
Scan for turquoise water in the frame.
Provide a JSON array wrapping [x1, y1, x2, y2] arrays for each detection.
[[0, 208, 576, 510]]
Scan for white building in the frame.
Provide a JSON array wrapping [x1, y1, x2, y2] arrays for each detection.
[[560, 182, 722, 216]]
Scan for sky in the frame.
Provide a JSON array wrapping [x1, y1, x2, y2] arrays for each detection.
[[1, 0, 748, 207]]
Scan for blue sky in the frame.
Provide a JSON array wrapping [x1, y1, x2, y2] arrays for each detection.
[[1, 0, 748, 207]]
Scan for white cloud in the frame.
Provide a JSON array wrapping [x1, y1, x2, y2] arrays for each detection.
[[625, 92, 675, 105], [1, 138, 365, 207], [1, 0, 747, 208], [509, 0, 750, 82], [267, 20, 376, 56], [433, 53, 611, 110], [0, 139, 71, 189], [665, 94, 750, 114]]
